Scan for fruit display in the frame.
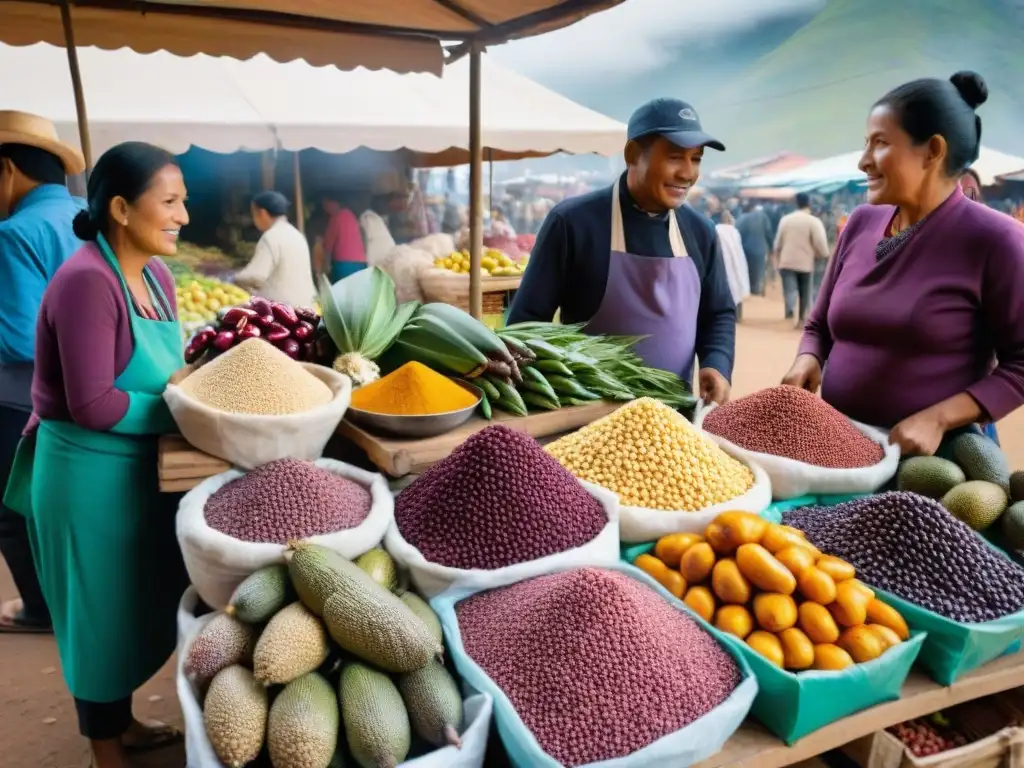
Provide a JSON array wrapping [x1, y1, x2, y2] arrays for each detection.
[[546, 398, 754, 511], [897, 432, 1022, 533], [888, 690, 1024, 759], [455, 567, 742, 766], [433, 248, 528, 277], [393, 425, 608, 570], [702, 385, 885, 468], [204, 459, 372, 544], [184, 296, 321, 365], [636, 511, 911, 672], [175, 273, 251, 331], [782, 492, 1024, 623], [888, 716, 969, 757], [180, 339, 333, 416], [188, 547, 466, 768]]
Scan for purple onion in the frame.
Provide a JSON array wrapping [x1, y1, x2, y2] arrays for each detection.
[[249, 297, 273, 317], [270, 302, 299, 328], [212, 330, 236, 351], [238, 324, 262, 340], [265, 323, 290, 343], [292, 321, 315, 341], [276, 338, 301, 359]]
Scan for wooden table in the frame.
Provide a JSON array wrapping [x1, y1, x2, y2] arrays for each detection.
[[695, 650, 1024, 768], [158, 401, 618, 490], [336, 400, 618, 477]]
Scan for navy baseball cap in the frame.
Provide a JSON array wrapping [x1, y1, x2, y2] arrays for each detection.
[[627, 98, 726, 151]]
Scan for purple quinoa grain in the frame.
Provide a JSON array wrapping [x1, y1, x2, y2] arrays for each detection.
[[456, 568, 741, 766], [204, 459, 372, 544], [782, 491, 1024, 622], [394, 425, 607, 570]]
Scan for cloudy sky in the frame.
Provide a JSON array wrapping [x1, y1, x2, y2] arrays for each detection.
[[489, 0, 826, 82]]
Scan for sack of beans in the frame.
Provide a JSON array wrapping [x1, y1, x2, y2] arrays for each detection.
[[385, 425, 620, 598], [176, 458, 393, 609], [163, 339, 352, 469], [545, 398, 772, 543], [695, 386, 900, 500], [782, 493, 1024, 684], [431, 563, 757, 768]]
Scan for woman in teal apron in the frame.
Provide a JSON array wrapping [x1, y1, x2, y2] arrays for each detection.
[[4, 142, 190, 768]]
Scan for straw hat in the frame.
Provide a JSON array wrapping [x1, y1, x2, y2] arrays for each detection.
[[0, 111, 85, 175]]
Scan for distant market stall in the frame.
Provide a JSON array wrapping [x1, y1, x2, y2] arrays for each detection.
[[741, 146, 1024, 192]]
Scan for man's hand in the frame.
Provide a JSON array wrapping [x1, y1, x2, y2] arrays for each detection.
[[699, 368, 730, 405]]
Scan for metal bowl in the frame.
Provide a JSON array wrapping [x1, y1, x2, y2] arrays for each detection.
[[345, 379, 483, 439]]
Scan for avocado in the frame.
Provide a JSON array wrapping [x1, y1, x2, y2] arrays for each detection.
[[897, 456, 966, 500], [949, 433, 1011, 491], [941, 480, 1009, 531], [1011, 471, 1024, 504], [1001, 502, 1024, 552]]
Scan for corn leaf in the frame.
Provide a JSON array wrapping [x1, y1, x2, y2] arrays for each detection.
[[319, 268, 410, 359], [364, 300, 419, 359], [318, 273, 354, 352]]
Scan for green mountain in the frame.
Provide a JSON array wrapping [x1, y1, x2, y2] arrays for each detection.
[[703, 0, 1024, 161]]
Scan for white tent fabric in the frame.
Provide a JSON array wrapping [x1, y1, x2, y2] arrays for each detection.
[[0, 43, 625, 161], [742, 147, 1024, 190], [999, 168, 1024, 183]]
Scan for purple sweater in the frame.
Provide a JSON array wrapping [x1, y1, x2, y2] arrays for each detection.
[[799, 187, 1024, 428], [31, 242, 178, 432]]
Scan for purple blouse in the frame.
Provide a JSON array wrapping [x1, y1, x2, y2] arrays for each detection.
[[799, 187, 1024, 428], [30, 242, 178, 432]]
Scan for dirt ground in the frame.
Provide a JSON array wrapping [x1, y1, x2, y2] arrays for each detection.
[[2, 292, 1021, 767]]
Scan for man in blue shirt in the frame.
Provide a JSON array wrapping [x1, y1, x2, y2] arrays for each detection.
[[508, 98, 736, 404], [0, 111, 85, 633]]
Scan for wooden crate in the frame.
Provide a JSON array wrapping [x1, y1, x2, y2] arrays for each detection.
[[843, 689, 1024, 768]]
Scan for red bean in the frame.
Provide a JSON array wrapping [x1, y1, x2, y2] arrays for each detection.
[[395, 426, 606, 570], [456, 568, 741, 766], [703, 385, 884, 469]]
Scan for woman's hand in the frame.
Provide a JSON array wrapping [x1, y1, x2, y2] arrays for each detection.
[[889, 408, 946, 457], [781, 354, 822, 393]]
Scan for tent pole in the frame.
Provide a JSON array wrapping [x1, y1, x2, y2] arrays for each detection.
[[59, 0, 92, 174], [467, 42, 484, 320], [293, 151, 305, 235]]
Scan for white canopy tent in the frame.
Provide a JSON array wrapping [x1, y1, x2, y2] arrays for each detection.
[[0, 42, 626, 164], [742, 147, 1024, 191], [999, 169, 1024, 183]]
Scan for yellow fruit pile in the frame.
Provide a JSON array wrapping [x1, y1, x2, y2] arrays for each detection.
[[635, 511, 910, 673], [177, 277, 250, 325], [545, 398, 754, 510], [433, 249, 527, 277]]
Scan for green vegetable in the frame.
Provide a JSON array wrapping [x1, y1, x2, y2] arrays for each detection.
[[318, 269, 417, 361], [523, 338, 567, 361], [478, 392, 493, 420], [531, 359, 574, 376], [521, 391, 560, 410], [521, 367, 560, 401], [486, 376, 528, 416], [546, 374, 600, 400]]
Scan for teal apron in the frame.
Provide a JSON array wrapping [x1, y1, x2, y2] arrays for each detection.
[[4, 236, 187, 702]]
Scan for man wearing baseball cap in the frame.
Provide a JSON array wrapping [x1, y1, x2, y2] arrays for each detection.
[[0, 110, 85, 634], [508, 97, 736, 404]]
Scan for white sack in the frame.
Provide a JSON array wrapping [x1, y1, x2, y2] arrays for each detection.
[[385, 245, 435, 304], [617, 447, 772, 543], [176, 459, 393, 610], [385, 481, 620, 599], [176, 587, 492, 768], [694, 403, 900, 500], [361, 209, 396, 268], [408, 233, 456, 259], [163, 363, 351, 470]]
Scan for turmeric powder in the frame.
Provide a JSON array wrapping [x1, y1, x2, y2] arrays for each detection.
[[351, 361, 477, 415]]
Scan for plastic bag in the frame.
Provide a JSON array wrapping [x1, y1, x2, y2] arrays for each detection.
[[431, 562, 758, 768], [719, 624, 925, 744], [176, 588, 493, 768], [617, 445, 772, 543], [176, 459, 393, 610], [873, 589, 1024, 685], [694, 403, 900, 501], [385, 481, 620, 599], [163, 363, 351, 470]]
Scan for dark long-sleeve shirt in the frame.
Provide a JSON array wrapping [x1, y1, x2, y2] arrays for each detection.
[[31, 242, 179, 435], [799, 187, 1024, 427], [507, 177, 737, 380], [735, 208, 774, 259]]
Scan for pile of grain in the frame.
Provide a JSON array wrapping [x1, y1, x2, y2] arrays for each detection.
[[394, 425, 606, 570], [457, 568, 740, 765], [546, 398, 754, 510], [702, 386, 884, 468], [205, 459, 372, 543], [181, 338, 333, 415]]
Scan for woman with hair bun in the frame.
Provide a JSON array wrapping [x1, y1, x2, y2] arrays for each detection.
[[4, 141, 189, 767], [783, 71, 1024, 455]]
